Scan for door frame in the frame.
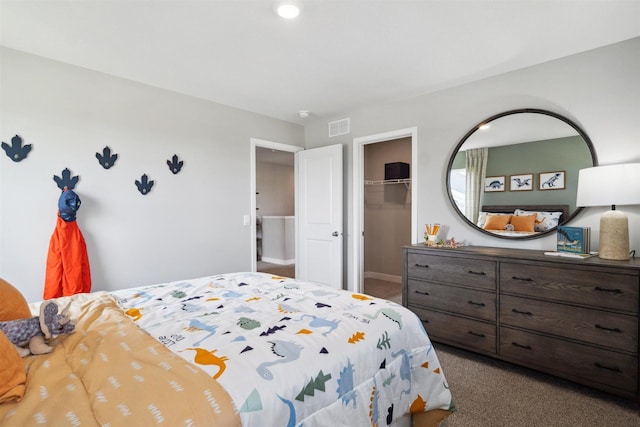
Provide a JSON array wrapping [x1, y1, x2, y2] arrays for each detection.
[[351, 127, 418, 293], [250, 138, 303, 272]]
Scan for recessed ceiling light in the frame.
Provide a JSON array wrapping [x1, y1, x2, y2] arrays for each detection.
[[274, 2, 302, 19]]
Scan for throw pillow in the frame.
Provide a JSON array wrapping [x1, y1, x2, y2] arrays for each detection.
[[483, 214, 512, 230]]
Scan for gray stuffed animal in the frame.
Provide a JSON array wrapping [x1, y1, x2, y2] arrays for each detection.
[[0, 301, 75, 357]]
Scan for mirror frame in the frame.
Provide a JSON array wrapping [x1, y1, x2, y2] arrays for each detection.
[[446, 108, 598, 239]]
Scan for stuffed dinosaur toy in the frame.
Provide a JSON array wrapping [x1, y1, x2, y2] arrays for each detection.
[[0, 301, 75, 357]]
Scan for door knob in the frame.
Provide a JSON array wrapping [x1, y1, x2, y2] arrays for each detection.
[[332, 231, 339, 237]]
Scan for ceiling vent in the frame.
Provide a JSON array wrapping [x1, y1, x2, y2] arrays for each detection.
[[328, 118, 350, 137]]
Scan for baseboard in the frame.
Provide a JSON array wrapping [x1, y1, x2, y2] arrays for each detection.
[[261, 257, 295, 265], [364, 271, 401, 284]]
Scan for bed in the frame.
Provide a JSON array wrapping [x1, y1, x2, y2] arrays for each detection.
[[478, 204, 569, 236], [0, 272, 453, 426]]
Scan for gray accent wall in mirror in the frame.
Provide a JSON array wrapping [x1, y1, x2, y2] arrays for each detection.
[[446, 109, 597, 239]]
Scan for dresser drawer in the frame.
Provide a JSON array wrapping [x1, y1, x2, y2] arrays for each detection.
[[500, 262, 639, 313], [410, 305, 496, 354], [500, 327, 638, 394], [408, 279, 496, 321], [500, 295, 638, 353], [407, 252, 496, 290]]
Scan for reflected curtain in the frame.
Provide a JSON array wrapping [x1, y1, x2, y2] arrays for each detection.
[[464, 148, 488, 224]]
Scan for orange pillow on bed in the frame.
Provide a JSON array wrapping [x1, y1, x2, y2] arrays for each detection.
[[0, 278, 32, 321], [0, 330, 26, 403], [482, 214, 512, 230], [510, 214, 537, 232]]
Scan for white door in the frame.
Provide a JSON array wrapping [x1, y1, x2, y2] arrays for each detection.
[[296, 144, 343, 288]]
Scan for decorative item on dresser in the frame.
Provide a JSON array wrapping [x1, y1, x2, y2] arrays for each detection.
[[402, 244, 640, 401], [576, 163, 640, 260]]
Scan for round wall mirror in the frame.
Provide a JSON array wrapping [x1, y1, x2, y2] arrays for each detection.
[[446, 109, 598, 239]]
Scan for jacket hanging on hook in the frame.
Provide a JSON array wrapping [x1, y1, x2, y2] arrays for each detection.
[[44, 189, 91, 299]]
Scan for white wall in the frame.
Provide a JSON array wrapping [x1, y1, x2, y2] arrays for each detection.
[[0, 47, 304, 302], [304, 38, 640, 292]]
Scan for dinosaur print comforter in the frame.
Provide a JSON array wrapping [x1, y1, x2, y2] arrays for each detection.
[[113, 272, 453, 426]]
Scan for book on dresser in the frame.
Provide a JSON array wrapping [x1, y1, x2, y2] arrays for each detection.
[[556, 225, 590, 254]]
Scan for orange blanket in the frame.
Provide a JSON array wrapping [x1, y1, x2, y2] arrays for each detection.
[[43, 216, 91, 299], [0, 293, 240, 426]]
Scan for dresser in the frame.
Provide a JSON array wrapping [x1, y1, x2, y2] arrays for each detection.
[[402, 245, 640, 400]]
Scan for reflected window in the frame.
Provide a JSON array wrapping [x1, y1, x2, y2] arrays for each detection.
[[450, 168, 466, 213]]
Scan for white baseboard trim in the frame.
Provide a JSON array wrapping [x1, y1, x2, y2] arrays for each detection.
[[364, 271, 401, 284], [261, 257, 295, 265]]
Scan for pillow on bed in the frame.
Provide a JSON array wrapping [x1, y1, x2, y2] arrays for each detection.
[[0, 330, 26, 403], [514, 209, 563, 232], [0, 278, 31, 321], [483, 214, 512, 230], [477, 211, 511, 228], [510, 214, 537, 232]]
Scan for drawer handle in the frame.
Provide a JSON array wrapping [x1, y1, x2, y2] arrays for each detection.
[[467, 331, 485, 338], [468, 300, 486, 307], [414, 263, 429, 269], [595, 324, 622, 333], [595, 286, 622, 294], [468, 270, 486, 276], [414, 290, 429, 296], [594, 362, 622, 373], [511, 275, 533, 282], [511, 342, 532, 350], [512, 308, 533, 316]]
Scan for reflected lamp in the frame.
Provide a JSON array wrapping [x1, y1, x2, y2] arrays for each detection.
[[576, 163, 640, 260]]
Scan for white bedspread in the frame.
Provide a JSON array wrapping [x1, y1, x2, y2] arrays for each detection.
[[113, 272, 453, 426]]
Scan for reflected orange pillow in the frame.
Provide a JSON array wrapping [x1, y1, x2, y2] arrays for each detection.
[[511, 214, 537, 232], [483, 214, 512, 230]]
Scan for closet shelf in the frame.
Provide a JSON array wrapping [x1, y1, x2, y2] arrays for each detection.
[[364, 178, 411, 185]]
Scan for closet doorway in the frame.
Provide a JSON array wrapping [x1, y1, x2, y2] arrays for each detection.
[[352, 128, 418, 301], [251, 139, 301, 279]]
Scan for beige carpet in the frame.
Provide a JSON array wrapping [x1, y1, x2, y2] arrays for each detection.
[[257, 261, 295, 278], [435, 343, 639, 426], [364, 277, 402, 304]]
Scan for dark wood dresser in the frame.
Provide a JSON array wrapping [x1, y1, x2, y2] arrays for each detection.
[[402, 244, 640, 400]]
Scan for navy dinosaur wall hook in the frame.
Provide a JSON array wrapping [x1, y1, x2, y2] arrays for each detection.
[[53, 168, 80, 190], [135, 174, 154, 195], [96, 146, 118, 169], [167, 154, 184, 174], [1, 135, 32, 162]]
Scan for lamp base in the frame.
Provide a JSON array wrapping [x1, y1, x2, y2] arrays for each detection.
[[599, 210, 630, 260]]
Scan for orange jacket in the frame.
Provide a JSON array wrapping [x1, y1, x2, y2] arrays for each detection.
[[44, 215, 91, 299]]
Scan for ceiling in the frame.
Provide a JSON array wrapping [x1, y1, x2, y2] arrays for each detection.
[[1, 1, 639, 125]]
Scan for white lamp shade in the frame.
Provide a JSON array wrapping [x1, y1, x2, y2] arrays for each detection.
[[576, 163, 640, 207]]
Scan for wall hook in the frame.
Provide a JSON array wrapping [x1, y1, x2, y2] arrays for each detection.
[[2, 134, 32, 162], [96, 146, 118, 169], [53, 168, 79, 190]]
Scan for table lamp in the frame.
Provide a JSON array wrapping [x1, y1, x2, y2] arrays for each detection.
[[576, 163, 640, 260]]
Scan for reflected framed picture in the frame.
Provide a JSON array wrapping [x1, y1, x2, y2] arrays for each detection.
[[484, 176, 505, 192], [509, 173, 533, 191], [539, 171, 566, 190]]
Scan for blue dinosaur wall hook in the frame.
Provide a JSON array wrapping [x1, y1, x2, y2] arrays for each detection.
[[167, 154, 184, 174], [1, 134, 32, 162], [53, 168, 80, 190], [96, 146, 118, 169], [135, 174, 154, 195]]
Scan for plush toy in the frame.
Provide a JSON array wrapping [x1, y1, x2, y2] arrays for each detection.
[[0, 301, 75, 357]]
